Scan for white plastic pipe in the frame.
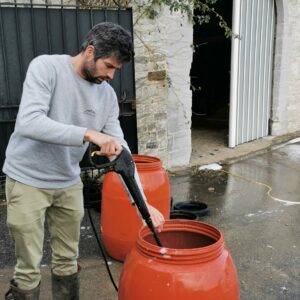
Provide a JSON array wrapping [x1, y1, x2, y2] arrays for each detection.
[[229, 0, 241, 148]]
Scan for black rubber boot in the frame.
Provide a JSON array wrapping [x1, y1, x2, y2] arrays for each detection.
[[5, 279, 40, 300], [51, 270, 80, 300]]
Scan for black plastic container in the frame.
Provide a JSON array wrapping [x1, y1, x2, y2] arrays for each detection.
[[170, 210, 198, 220], [173, 201, 209, 217]]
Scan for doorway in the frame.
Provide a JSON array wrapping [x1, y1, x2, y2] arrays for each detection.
[[190, 1, 233, 164]]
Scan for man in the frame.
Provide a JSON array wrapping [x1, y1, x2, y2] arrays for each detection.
[[3, 22, 165, 299]]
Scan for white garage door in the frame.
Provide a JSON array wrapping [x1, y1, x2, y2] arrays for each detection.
[[229, 0, 275, 147]]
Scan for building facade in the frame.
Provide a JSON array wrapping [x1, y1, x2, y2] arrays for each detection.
[[134, 0, 300, 168]]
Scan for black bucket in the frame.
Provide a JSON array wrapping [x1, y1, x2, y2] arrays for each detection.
[[173, 201, 209, 217], [170, 210, 198, 220]]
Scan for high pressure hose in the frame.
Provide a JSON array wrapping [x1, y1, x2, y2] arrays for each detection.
[[87, 208, 118, 292], [85, 145, 163, 292]]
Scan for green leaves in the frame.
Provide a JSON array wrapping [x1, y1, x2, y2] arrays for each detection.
[[134, 0, 231, 37]]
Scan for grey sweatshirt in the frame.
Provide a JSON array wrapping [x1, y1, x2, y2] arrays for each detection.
[[3, 54, 129, 189]]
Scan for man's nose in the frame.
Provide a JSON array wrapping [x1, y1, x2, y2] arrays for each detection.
[[107, 69, 116, 80]]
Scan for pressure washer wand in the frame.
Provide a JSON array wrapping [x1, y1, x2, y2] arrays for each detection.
[[117, 170, 163, 247], [90, 145, 162, 247]]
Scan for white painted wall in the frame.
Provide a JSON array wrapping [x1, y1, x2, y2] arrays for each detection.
[[133, 6, 193, 168], [272, 0, 300, 135], [165, 11, 193, 167], [133, 9, 169, 164]]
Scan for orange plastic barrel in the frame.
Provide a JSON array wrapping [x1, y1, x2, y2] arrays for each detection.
[[118, 220, 240, 300], [101, 154, 171, 262]]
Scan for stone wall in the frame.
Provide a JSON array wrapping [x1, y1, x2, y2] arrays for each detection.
[[272, 0, 300, 135], [133, 12, 169, 164], [133, 6, 193, 168]]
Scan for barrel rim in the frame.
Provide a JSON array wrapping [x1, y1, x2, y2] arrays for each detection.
[[132, 154, 162, 170], [136, 220, 224, 264]]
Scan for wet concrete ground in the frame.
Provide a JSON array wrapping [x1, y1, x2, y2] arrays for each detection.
[[1, 142, 300, 299], [171, 142, 300, 300]]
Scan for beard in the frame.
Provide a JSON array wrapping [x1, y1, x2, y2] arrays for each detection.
[[83, 64, 108, 84]]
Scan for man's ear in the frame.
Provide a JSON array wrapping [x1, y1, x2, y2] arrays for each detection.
[[84, 45, 95, 59]]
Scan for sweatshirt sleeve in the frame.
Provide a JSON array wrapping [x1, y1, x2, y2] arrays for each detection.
[[16, 56, 87, 146]]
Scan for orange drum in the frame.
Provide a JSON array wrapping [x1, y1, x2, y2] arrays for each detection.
[[101, 155, 171, 262], [119, 220, 240, 300]]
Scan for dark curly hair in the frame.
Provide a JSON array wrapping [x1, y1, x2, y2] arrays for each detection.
[[81, 22, 133, 63]]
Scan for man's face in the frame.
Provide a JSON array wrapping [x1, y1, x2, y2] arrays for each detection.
[[83, 48, 121, 84]]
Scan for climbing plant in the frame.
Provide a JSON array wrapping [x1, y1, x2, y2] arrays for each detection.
[[136, 0, 231, 37], [77, 0, 231, 37]]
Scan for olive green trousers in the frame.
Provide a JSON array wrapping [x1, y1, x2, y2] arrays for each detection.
[[5, 177, 84, 290]]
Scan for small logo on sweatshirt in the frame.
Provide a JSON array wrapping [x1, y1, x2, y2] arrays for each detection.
[[84, 109, 96, 117]]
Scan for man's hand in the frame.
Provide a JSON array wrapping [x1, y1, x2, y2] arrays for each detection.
[[146, 203, 165, 233], [84, 129, 122, 157]]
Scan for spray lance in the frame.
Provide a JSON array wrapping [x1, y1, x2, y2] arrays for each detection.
[[89, 144, 163, 247]]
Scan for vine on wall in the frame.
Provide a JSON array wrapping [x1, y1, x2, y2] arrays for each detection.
[[77, 0, 231, 37], [136, 0, 231, 37]]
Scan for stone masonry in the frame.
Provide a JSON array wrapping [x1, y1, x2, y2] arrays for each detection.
[[133, 5, 193, 168], [133, 12, 169, 164]]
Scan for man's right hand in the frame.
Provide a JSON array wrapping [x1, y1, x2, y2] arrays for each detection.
[[84, 129, 122, 157]]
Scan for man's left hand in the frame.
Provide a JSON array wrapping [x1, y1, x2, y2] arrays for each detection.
[[146, 204, 165, 233]]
